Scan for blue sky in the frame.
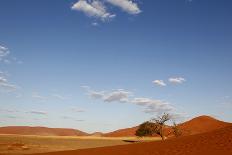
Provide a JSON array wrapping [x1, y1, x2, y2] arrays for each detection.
[[0, 0, 232, 133]]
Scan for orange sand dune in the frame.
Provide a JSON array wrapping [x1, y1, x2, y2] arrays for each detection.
[[0, 126, 88, 136], [104, 115, 231, 137], [178, 115, 231, 136], [32, 125, 232, 155]]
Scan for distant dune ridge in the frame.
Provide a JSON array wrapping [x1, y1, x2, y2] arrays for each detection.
[[0, 115, 231, 137], [0, 126, 88, 136]]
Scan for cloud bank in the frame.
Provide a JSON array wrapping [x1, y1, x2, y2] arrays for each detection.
[[82, 86, 182, 117]]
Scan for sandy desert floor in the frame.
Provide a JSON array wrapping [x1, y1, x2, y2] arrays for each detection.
[[0, 134, 159, 155]]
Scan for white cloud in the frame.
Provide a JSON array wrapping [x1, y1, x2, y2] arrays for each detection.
[[0, 76, 7, 83], [0, 83, 18, 91], [29, 110, 47, 115], [107, 0, 141, 14], [169, 77, 186, 84], [72, 0, 116, 21], [104, 89, 131, 102], [0, 45, 8, 51], [152, 80, 166, 87], [86, 88, 131, 103], [169, 112, 188, 122], [90, 90, 105, 99]]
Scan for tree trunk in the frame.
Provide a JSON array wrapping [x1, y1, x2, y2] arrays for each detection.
[[160, 125, 164, 141]]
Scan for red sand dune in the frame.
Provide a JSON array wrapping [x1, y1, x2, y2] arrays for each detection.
[[32, 125, 232, 155], [104, 115, 231, 137], [0, 126, 88, 136], [178, 115, 231, 136]]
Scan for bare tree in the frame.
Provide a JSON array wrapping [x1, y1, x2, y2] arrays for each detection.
[[151, 113, 171, 140], [136, 113, 171, 140], [171, 122, 182, 137]]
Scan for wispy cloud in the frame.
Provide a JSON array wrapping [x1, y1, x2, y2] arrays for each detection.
[[52, 94, 66, 100], [152, 80, 166, 87], [0, 45, 10, 61], [0, 45, 21, 92], [0, 72, 18, 92], [61, 116, 84, 122], [76, 119, 85, 122], [131, 98, 174, 114], [29, 110, 47, 115], [72, 0, 116, 21], [0, 45, 22, 64], [169, 77, 186, 84], [107, 0, 141, 14], [70, 107, 85, 113], [92, 22, 99, 26], [32, 92, 71, 102], [32, 92, 47, 100], [219, 96, 232, 107], [7, 115, 18, 119], [0, 108, 19, 113]]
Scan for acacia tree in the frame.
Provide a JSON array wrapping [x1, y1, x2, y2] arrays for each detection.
[[135, 121, 157, 137], [136, 113, 171, 140]]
